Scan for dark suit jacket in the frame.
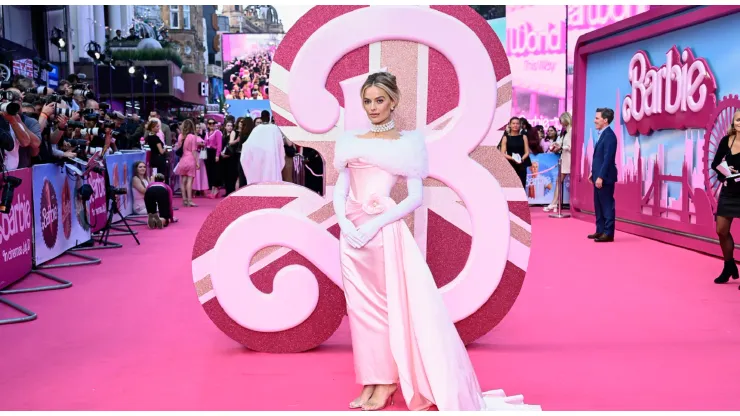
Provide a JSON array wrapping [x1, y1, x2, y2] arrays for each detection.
[[591, 125, 618, 184]]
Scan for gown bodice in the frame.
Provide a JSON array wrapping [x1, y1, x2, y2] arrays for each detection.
[[347, 159, 398, 202]]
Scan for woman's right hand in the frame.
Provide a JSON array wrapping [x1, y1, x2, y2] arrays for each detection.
[[196, 163, 201, 170], [338, 217, 363, 249]]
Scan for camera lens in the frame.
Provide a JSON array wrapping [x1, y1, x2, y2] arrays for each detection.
[[56, 107, 73, 117], [0, 102, 20, 116]]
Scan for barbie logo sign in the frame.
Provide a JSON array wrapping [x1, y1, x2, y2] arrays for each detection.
[[622, 46, 717, 136], [40, 180, 59, 249]]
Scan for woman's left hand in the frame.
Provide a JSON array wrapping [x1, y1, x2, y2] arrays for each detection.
[[355, 220, 382, 248]]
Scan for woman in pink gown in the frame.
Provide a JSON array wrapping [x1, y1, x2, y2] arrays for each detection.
[[332, 72, 541, 412], [173, 119, 201, 207], [193, 123, 210, 194]]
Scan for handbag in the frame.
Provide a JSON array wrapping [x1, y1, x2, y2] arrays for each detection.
[[175, 144, 184, 157], [199, 148, 207, 159], [221, 144, 234, 157]]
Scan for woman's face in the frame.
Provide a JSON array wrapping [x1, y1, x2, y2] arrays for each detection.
[[208, 121, 216, 130], [153, 122, 160, 134], [225, 122, 234, 132], [362, 86, 393, 125], [255, 119, 263, 126], [548, 127, 558, 138], [137, 163, 146, 176], [509, 119, 521, 133], [537, 129, 544, 139], [734, 111, 740, 133]]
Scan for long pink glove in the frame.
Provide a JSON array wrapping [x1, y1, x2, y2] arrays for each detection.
[[332, 169, 364, 248]]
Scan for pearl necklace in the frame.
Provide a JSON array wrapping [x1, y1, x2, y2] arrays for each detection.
[[370, 119, 395, 133]]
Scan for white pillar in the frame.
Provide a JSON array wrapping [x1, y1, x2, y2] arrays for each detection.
[[94, 5, 106, 45], [107, 5, 121, 34], [75, 6, 93, 61], [121, 6, 133, 33]]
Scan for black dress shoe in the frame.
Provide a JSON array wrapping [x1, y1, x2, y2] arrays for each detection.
[[715, 260, 739, 284], [594, 235, 614, 242], [588, 232, 605, 239]]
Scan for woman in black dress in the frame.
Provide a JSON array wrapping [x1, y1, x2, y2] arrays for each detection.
[[145, 118, 168, 183], [500, 116, 531, 187], [220, 121, 240, 196], [237, 117, 255, 187], [711, 109, 740, 286]]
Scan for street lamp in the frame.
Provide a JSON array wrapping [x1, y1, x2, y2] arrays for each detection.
[[127, 60, 136, 116], [153, 78, 160, 111], [86, 41, 103, 101]]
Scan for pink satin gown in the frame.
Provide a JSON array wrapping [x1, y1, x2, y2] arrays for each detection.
[[339, 151, 540, 411]]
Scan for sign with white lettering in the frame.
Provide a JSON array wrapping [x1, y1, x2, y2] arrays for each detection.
[[621, 46, 717, 136]]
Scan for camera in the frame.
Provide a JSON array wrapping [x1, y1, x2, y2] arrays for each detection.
[[68, 120, 85, 129], [0, 102, 20, 116], [43, 94, 63, 104], [35, 86, 52, 95], [0, 175, 22, 215], [0, 90, 14, 102], [80, 127, 100, 137], [73, 88, 96, 100], [110, 187, 128, 196], [56, 107, 74, 117], [99, 102, 110, 112]]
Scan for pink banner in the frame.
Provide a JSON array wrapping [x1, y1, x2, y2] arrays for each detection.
[[506, 5, 567, 130], [0, 168, 33, 290], [87, 171, 107, 234]]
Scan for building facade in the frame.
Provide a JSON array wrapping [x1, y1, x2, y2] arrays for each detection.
[[159, 6, 207, 74]]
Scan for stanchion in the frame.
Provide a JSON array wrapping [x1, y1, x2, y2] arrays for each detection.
[[35, 251, 101, 269], [0, 297, 37, 325], [0, 270, 74, 325], [549, 157, 571, 219]]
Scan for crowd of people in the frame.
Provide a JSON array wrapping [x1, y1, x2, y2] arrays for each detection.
[[0, 72, 306, 230], [223, 49, 273, 100], [499, 113, 572, 211]]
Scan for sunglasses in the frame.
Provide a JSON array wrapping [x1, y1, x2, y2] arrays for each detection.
[[208, 122, 216, 125]]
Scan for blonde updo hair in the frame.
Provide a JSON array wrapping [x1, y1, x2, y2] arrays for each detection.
[[728, 110, 740, 136], [361, 72, 400, 108]]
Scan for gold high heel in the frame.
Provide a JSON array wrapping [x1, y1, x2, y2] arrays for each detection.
[[362, 385, 397, 411]]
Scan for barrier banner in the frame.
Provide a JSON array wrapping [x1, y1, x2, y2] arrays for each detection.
[[86, 171, 108, 233], [526, 153, 570, 205], [32, 164, 92, 265], [0, 168, 33, 290], [104, 151, 145, 222]]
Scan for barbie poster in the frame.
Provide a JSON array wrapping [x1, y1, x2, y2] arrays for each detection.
[[32, 164, 91, 265]]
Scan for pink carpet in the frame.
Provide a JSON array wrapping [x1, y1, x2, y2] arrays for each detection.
[[1, 203, 739, 411]]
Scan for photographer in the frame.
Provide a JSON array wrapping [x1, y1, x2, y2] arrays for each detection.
[[79, 109, 117, 158], [57, 80, 79, 111], [1, 88, 40, 168]]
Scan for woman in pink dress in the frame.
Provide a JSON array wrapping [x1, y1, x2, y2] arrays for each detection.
[[333, 72, 541, 412], [173, 119, 201, 207]]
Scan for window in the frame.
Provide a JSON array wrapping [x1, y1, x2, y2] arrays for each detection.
[[169, 6, 179, 29], [183, 6, 190, 30]]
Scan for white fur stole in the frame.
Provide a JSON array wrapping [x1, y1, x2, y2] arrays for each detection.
[[333, 130, 429, 179]]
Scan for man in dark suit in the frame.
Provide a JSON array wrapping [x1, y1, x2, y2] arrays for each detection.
[[588, 107, 618, 243]]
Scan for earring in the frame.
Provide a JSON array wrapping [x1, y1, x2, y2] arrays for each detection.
[[391, 107, 395, 111]]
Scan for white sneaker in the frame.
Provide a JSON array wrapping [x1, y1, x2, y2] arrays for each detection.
[[543, 205, 554, 212]]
